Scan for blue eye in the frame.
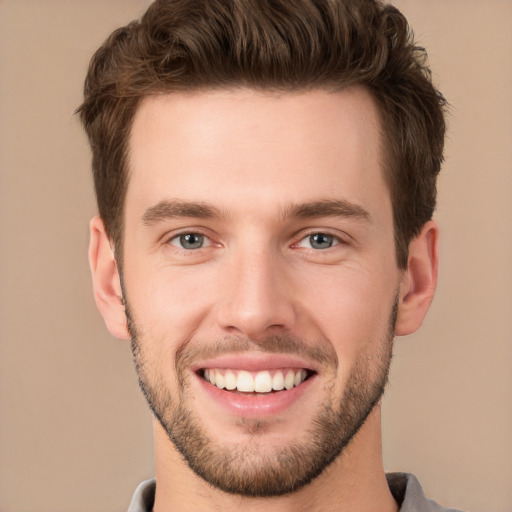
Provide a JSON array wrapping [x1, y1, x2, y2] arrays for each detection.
[[170, 233, 206, 250], [297, 233, 339, 250], [309, 233, 334, 249]]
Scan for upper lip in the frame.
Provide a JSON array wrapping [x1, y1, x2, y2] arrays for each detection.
[[190, 353, 319, 374]]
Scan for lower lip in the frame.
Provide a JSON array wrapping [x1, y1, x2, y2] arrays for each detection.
[[196, 373, 316, 418]]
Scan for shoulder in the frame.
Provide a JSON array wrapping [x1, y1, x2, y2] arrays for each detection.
[[127, 478, 156, 512], [387, 473, 465, 512]]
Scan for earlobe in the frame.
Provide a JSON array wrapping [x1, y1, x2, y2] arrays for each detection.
[[88, 216, 130, 340], [395, 220, 439, 336]]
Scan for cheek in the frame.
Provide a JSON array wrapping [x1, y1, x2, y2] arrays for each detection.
[[297, 265, 396, 362], [308, 288, 394, 401], [125, 262, 216, 341]]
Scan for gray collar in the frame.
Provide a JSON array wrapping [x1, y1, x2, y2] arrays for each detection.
[[127, 473, 463, 512]]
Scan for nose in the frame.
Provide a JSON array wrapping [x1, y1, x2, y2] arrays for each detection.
[[216, 246, 296, 339]]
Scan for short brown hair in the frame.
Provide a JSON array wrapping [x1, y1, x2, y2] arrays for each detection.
[[78, 0, 447, 269]]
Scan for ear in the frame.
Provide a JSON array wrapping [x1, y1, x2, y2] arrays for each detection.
[[88, 216, 130, 340], [395, 220, 439, 336]]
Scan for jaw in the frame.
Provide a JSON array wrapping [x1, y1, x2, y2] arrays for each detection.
[[144, 335, 393, 504], [151, 405, 392, 512]]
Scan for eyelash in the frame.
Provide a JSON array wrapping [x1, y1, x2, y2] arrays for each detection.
[[294, 232, 343, 250], [166, 230, 346, 252]]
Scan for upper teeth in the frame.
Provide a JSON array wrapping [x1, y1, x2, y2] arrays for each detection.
[[203, 369, 308, 393]]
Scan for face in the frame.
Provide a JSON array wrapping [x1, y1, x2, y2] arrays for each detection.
[[121, 88, 402, 496]]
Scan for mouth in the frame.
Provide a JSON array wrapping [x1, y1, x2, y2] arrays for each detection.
[[201, 368, 313, 394], [191, 355, 319, 417]]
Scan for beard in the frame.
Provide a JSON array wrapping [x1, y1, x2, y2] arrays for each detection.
[[126, 297, 397, 498]]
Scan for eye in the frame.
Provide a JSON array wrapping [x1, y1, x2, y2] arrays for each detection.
[[298, 232, 339, 250], [169, 232, 209, 250]]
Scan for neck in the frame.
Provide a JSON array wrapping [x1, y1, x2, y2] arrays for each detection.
[[152, 406, 398, 512]]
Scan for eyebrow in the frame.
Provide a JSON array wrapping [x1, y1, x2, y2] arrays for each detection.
[[141, 198, 371, 226], [141, 199, 225, 226], [281, 199, 371, 222]]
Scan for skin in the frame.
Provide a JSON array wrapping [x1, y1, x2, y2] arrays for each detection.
[[89, 87, 438, 512]]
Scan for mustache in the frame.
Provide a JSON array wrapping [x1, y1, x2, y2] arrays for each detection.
[[175, 334, 338, 370]]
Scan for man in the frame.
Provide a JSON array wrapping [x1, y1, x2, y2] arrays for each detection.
[[78, 1, 458, 510]]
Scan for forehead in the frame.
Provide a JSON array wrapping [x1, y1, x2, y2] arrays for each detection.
[[126, 87, 388, 221]]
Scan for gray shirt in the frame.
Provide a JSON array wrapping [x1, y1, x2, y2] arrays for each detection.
[[127, 473, 463, 512]]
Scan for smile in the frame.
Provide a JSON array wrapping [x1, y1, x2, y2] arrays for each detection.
[[202, 368, 311, 393], [193, 355, 319, 417]]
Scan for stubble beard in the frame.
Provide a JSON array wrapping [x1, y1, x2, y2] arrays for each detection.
[[126, 298, 397, 498]]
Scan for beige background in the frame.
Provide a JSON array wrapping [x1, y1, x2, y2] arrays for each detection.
[[0, 1, 511, 511]]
